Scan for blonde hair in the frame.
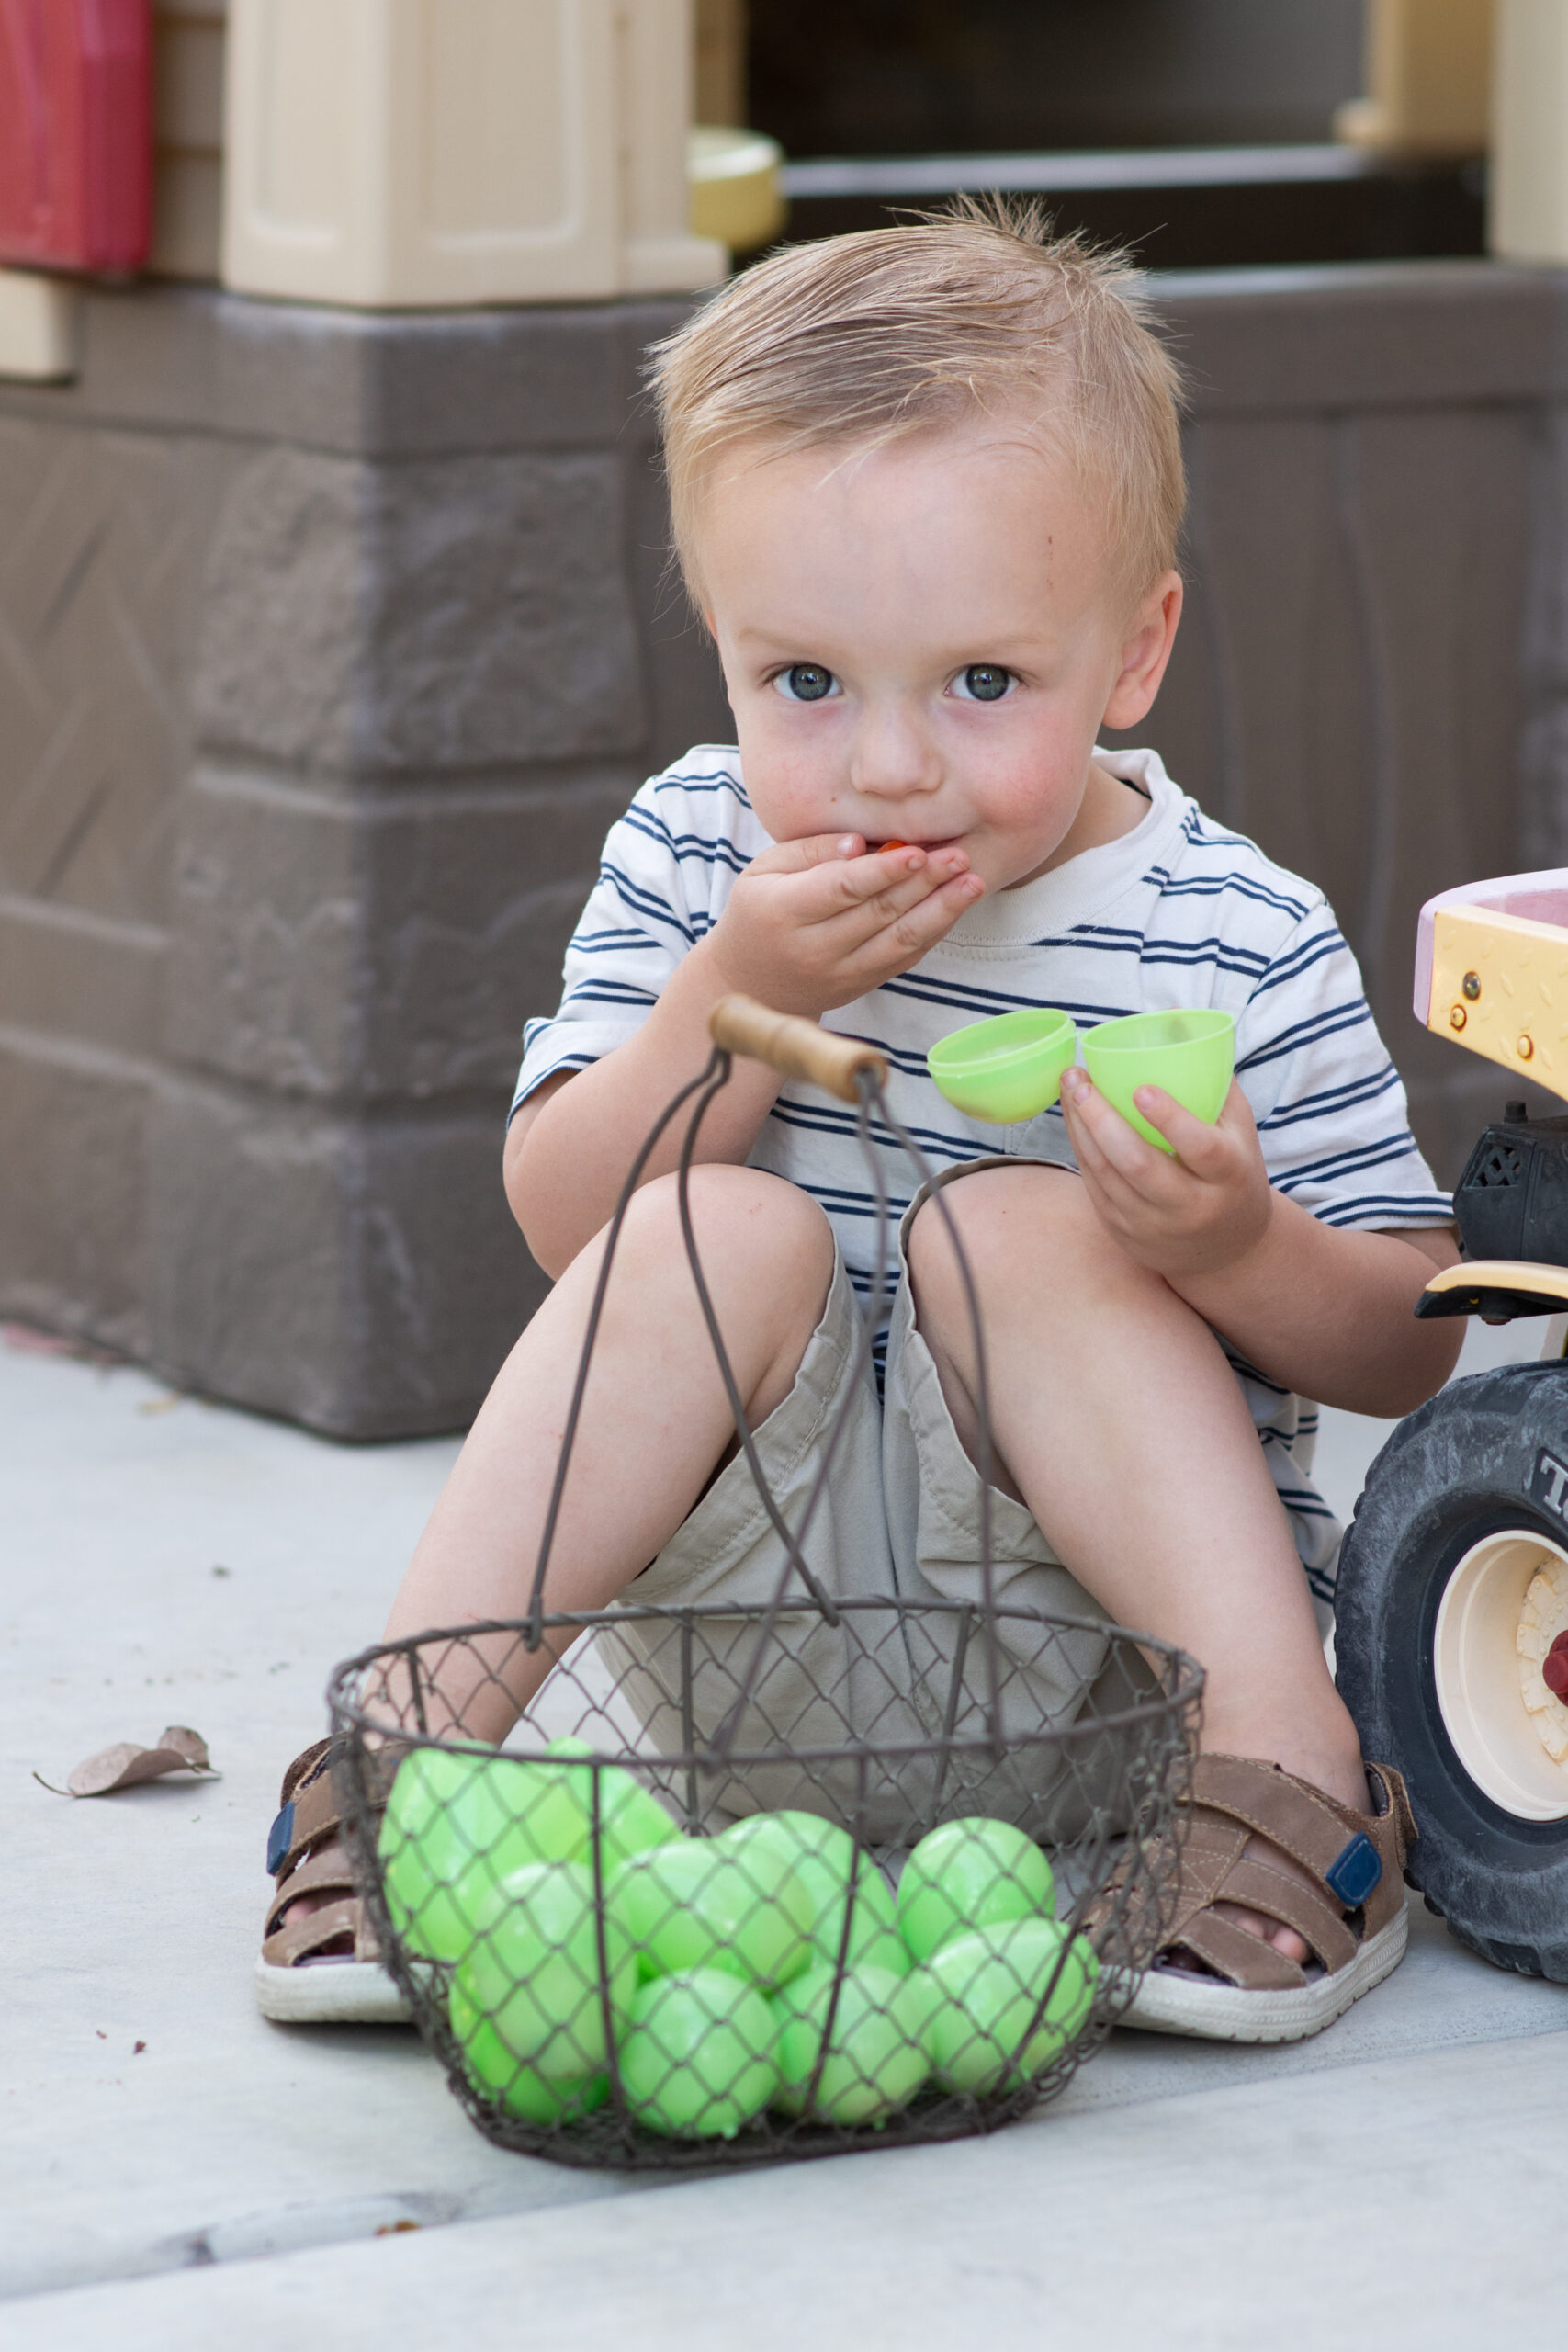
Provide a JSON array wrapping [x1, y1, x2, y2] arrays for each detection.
[[649, 198, 1186, 612]]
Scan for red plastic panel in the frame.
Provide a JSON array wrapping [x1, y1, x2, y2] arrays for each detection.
[[0, 0, 152, 273]]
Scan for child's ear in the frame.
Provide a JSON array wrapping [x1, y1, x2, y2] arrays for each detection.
[[1101, 571, 1183, 731]]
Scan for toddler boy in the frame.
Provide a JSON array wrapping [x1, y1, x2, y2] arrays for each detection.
[[260, 203, 1459, 2041]]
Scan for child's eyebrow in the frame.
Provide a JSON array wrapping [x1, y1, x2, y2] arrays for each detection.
[[728, 619, 1052, 662]]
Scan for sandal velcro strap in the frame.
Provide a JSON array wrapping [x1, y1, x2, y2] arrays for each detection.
[[1324, 1831, 1382, 1906], [266, 1801, 296, 1877], [265, 1753, 344, 1878]]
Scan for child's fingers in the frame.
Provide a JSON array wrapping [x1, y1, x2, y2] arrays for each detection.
[[1062, 1069, 1180, 1191], [1059, 1081, 1145, 1206], [743, 830, 872, 876], [749, 838, 951, 922], [829, 866, 984, 965], [721, 841, 980, 1003], [829, 841, 971, 908], [1124, 1085, 1227, 1169], [806, 853, 978, 953]]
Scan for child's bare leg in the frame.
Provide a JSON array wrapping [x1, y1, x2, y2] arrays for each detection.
[[383, 1166, 832, 1734], [908, 1162, 1365, 1962], [282, 1167, 832, 1936]]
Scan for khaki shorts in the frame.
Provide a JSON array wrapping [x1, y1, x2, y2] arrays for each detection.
[[598, 1162, 1153, 1844]]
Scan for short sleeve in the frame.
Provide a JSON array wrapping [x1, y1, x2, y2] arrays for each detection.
[[1236, 904, 1452, 1229], [511, 752, 759, 1120]]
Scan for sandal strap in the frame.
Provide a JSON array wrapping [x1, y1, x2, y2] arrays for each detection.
[[262, 1896, 380, 1972], [1204, 1849, 1359, 1973], [1176, 1906, 1309, 1992], [267, 1737, 402, 1883], [265, 1847, 360, 1939], [278, 1736, 333, 1808], [1191, 1754, 1382, 1894]]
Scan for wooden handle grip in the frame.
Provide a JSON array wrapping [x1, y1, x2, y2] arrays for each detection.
[[709, 996, 887, 1102]]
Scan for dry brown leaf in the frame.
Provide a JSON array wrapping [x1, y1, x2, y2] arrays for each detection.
[[153, 1725, 211, 1770], [38, 1725, 220, 1798]]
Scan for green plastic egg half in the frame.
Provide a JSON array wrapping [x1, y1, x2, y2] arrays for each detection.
[[616, 1968, 779, 2139], [895, 1816, 1055, 1962], [455, 1859, 637, 2085], [925, 1917, 1099, 2094], [772, 1961, 932, 2124]]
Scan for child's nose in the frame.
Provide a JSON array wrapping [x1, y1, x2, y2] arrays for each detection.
[[850, 701, 941, 802]]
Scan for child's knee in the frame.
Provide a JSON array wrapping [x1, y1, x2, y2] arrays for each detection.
[[615, 1164, 833, 1297], [908, 1162, 1159, 1329]]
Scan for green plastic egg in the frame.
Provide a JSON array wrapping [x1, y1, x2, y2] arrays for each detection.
[[449, 1978, 608, 2125], [896, 1817, 1055, 1962], [378, 1742, 679, 1965], [536, 1736, 683, 1873], [719, 1813, 908, 1975], [379, 1748, 545, 1963], [925, 1917, 1099, 2094], [616, 1968, 779, 2139], [456, 1858, 637, 2083], [609, 1836, 814, 1989], [772, 1961, 931, 2123]]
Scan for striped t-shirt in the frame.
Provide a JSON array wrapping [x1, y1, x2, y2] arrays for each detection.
[[513, 743, 1451, 1622]]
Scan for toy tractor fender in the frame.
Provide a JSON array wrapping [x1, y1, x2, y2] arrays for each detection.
[[1335, 867, 1568, 1980]]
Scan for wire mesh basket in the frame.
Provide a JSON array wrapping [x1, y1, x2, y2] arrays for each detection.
[[327, 998, 1203, 2170]]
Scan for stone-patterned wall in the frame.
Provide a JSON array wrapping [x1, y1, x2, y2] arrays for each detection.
[[0, 288, 728, 1432], [1, 264, 1565, 1435]]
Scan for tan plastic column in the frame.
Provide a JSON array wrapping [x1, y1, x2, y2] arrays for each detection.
[[221, 0, 725, 308], [1337, 0, 1495, 155], [1491, 0, 1568, 261], [151, 0, 226, 280], [624, 0, 735, 294]]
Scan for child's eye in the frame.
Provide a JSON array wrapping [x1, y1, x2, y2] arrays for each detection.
[[952, 663, 1014, 703], [773, 663, 839, 703]]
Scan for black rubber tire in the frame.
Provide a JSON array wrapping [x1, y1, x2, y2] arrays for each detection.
[[1335, 1360, 1568, 1983]]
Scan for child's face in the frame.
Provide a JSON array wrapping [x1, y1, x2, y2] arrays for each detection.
[[698, 422, 1180, 893]]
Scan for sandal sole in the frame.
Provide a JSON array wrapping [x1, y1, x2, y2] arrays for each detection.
[[1111, 1904, 1409, 2044], [254, 1952, 413, 2027]]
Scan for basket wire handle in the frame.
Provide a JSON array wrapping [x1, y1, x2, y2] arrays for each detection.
[[697, 999, 1004, 1763], [671, 1054, 842, 1623], [704, 1062, 895, 1757], [523, 1044, 842, 1653], [871, 1091, 1004, 1757], [526, 993, 1005, 1764], [523, 1056, 724, 1650]]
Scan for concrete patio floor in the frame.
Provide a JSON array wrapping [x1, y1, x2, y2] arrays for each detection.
[[5, 1322, 1566, 2350]]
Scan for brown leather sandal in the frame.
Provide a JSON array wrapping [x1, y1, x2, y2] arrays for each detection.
[[1097, 1753, 1417, 2043], [254, 1737, 412, 2026]]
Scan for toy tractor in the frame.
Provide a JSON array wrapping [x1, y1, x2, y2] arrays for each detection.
[[1336, 870, 1568, 1981]]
